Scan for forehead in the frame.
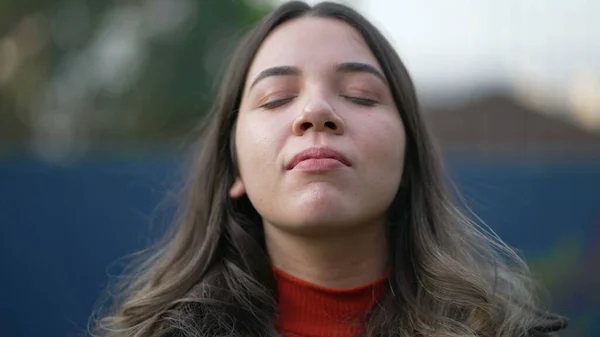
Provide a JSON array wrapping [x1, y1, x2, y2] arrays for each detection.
[[246, 16, 381, 80]]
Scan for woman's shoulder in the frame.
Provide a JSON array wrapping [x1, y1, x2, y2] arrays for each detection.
[[527, 310, 568, 336]]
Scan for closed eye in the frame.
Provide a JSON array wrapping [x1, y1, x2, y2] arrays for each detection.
[[342, 95, 378, 106], [260, 97, 295, 110]]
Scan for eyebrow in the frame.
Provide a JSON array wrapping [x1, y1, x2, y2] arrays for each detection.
[[248, 62, 387, 89], [249, 66, 300, 89], [335, 62, 387, 84]]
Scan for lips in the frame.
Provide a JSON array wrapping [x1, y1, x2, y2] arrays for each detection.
[[286, 147, 351, 170]]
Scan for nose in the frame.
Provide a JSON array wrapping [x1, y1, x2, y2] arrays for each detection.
[[291, 96, 345, 136]]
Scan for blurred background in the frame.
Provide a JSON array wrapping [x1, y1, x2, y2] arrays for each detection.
[[1, 0, 598, 336]]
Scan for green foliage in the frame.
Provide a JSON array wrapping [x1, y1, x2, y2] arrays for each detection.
[[0, 0, 272, 152], [125, 1, 271, 142]]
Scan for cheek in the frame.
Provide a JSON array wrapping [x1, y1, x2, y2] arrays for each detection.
[[356, 113, 406, 167], [234, 114, 285, 178]]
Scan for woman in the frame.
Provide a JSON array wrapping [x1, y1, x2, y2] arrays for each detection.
[[92, 1, 567, 336]]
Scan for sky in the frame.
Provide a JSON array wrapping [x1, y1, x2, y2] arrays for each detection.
[[361, 0, 599, 95]]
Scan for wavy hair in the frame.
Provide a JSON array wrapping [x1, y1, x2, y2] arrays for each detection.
[[91, 2, 563, 336]]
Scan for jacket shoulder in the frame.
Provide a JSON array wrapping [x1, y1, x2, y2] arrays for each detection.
[[527, 310, 568, 337]]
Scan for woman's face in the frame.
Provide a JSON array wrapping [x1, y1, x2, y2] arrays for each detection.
[[231, 17, 406, 235]]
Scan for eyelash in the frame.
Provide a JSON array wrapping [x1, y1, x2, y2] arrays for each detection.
[[260, 97, 296, 109], [260, 95, 378, 110], [341, 95, 378, 106]]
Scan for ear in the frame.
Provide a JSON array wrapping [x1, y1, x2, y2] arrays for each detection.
[[229, 177, 246, 199]]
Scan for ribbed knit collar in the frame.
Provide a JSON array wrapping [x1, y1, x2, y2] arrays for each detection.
[[273, 267, 389, 337]]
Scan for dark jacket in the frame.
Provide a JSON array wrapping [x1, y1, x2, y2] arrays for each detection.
[[528, 310, 568, 336], [156, 304, 568, 337]]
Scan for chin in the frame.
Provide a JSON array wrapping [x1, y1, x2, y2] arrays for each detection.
[[264, 200, 383, 237], [284, 203, 365, 236], [296, 190, 349, 216], [282, 216, 356, 237]]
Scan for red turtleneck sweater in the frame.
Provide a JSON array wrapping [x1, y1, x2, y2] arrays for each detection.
[[273, 267, 389, 337]]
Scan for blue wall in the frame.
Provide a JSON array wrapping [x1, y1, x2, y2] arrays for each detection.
[[1, 154, 598, 337]]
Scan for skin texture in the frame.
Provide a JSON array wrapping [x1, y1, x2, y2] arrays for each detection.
[[229, 17, 406, 288]]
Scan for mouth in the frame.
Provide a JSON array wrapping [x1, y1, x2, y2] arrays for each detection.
[[286, 147, 351, 170]]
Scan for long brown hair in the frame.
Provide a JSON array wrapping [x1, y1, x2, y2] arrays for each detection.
[[92, 2, 563, 336]]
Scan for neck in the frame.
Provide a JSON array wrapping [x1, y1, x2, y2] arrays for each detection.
[[264, 221, 388, 288]]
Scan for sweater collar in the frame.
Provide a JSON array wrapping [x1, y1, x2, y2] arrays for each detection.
[[273, 267, 389, 337]]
